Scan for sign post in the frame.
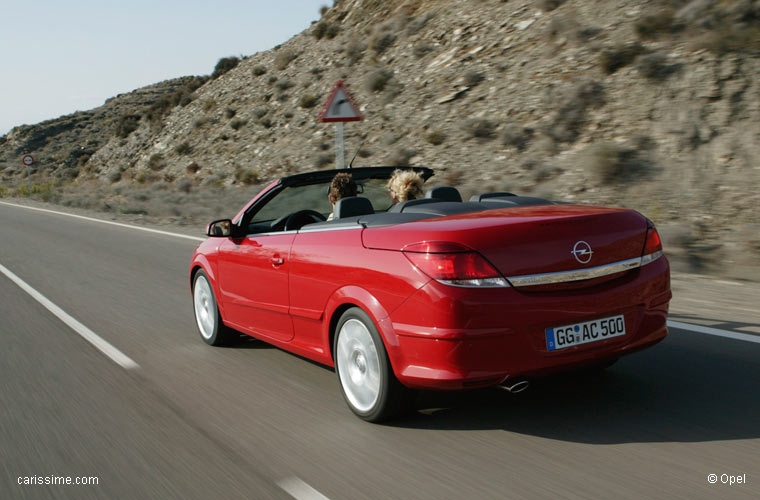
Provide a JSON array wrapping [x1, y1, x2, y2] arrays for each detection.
[[318, 80, 363, 169], [22, 155, 34, 195]]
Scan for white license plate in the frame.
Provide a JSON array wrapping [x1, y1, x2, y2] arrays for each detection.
[[545, 315, 626, 351]]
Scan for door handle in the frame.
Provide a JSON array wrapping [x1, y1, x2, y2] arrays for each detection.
[[271, 257, 285, 266]]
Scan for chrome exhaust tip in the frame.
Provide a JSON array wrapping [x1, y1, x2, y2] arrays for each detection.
[[500, 379, 530, 394]]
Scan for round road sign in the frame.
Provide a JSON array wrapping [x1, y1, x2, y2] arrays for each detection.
[[22, 155, 35, 166]]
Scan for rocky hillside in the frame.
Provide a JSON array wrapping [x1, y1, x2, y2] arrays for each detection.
[[1, 0, 759, 278]]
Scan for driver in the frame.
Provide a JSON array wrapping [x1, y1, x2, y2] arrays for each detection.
[[327, 172, 358, 220]]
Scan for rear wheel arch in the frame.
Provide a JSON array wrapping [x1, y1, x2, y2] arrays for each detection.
[[323, 286, 399, 365]]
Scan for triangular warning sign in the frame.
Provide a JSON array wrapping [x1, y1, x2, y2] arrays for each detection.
[[319, 80, 363, 122]]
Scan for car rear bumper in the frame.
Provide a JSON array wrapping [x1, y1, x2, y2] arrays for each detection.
[[386, 257, 671, 390]]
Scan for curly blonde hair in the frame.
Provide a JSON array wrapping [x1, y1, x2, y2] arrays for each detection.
[[388, 169, 424, 203]]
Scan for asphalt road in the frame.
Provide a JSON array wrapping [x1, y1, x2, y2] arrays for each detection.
[[1, 201, 759, 500]]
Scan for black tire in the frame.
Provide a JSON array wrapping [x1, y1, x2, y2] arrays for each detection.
[[192, 270, 236, 346], [333, 307, 413, 422]]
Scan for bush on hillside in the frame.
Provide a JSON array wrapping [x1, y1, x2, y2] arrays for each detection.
[[212, 57, 240, 79]]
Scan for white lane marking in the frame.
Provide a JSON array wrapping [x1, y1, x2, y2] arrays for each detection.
[[668, 320, 760, 345], [0, 263, 139, 370], [278, 477, 331, 500], [0, 200, 204, 242]]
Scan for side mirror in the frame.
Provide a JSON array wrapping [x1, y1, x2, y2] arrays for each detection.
[[206, 219, 234, 237]]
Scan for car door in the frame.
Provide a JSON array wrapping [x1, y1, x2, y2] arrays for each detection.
[[217, 232, 296, 342]]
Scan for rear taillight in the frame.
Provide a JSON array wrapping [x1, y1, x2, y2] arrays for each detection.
[[403, 242, 509, 288], [641, 224, 664, 266]]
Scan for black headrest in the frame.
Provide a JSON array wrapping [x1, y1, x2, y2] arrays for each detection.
[[389, 198, 441, 213], [469, 192, 516, 202], [334, 196, 374, 218], [426, 186, 462, 202]]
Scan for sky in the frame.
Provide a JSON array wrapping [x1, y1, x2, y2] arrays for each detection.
[[1, 0, 326, 135]]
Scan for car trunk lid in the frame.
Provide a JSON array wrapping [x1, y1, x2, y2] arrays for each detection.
[[362, 205, 647, 288]]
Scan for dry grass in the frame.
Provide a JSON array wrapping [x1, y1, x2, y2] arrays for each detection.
[[583, 142, 653, 185], [599, 43, 646, 74], [369, 32, 396, 54], [545, 81, 604, 143], [426, 130, 446, 145], [366, 68, 393, 92], [274, 48, 298, 70], [463, 118, 496, 139]]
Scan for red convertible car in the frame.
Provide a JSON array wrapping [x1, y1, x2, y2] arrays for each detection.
[[189, 167, 671, 421]]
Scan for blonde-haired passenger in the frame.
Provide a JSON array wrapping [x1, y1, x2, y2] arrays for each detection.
[[388, 169, 424, 205]]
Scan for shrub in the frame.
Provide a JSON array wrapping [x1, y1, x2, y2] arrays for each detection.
[[230, 119, 247, 130], [319, 4, 329, 16], [252, 65, 267, 76], [259, 117, 273, 128], [426, 130, 446, 145], [135, 171, 158, 184], [314, 153, 333, 168], [635, 10, 682, 39], [186, 162, 201, 174], [175, 141, 192, 155], [299, 94, 319, 108], [599, 43, 646, 74], [366, 68, 393, 92], [413, 43, 434, 58], [464, 70, 485, 87], [201, 173, 227, 187], [274, 48, 297, 70], [275, 79, 294, 91], [253, 107, 268, 119], [539, 0, 566, 11], [584, 142, 651, 185], [387, 148, 417, 166], [224, 107, 236, 119], [115, 114, 141, 138], [147, 153, 166, 171], [501, 125, 534, 151], [212, 56, 240, 79], [369, 32, 396, 54], [636, 52, 678, 81], [119, 207, 148, 216], [176, 178, 193, 193], [235, 167, 260, 185], [464, 118, 496, 139], [546, 81, 604, 143], [314, 21, 329, 39], [357, 147, 372, 158], [346, 40, 365, 65], [406, 13, 434, 36], [700, 25, 760, 54], [325, 23, 340, 39], [202, 99, 217, 112]]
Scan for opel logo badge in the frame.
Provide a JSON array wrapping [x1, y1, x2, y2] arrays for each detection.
[[571, 241, 593, 264]]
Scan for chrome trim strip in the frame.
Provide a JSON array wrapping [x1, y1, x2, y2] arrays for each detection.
[[507, 257, 642, 287], [298, 225, 363, 234], [246, 230, 298, 238], [641, 250, 663, 266]]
